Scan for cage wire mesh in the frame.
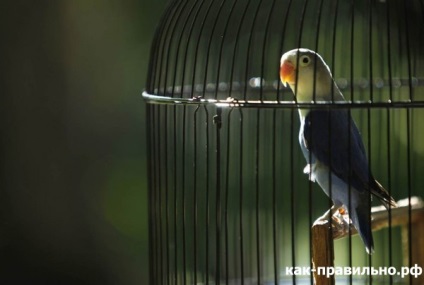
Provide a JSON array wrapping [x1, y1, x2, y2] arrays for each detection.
[[143, 0, 424, 284]]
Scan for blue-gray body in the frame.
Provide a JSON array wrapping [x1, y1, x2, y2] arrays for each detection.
[[300, 108, 374, 253]]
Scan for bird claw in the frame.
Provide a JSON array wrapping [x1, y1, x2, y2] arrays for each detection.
[[313, 207, 352, 231], [332, 212, 351, 232]]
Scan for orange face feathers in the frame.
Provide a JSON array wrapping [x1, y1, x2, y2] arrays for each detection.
[[280, 59, 295, 87]]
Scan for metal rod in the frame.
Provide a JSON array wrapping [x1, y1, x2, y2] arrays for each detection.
[[143, 92, 424, 109]]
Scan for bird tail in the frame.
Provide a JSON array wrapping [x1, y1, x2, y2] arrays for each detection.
[[351, 205, 374, 255], [371, 179, 397, 209]]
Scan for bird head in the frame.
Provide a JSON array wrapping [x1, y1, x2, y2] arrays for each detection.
[[280, 48, 337, 101]]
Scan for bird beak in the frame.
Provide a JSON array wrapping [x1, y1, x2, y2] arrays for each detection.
[[280, 59, 295, 87]]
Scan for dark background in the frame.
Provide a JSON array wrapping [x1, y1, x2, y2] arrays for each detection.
[[1, 1, 168, 284]]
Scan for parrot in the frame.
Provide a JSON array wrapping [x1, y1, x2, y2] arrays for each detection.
[[279, 48, 397, 254]]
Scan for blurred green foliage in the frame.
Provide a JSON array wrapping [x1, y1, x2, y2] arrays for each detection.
[[0, 0, 168, 284]]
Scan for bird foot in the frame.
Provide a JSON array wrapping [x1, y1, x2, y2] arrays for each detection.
[[313, 207, 352, 231], [332, 207, 352, 231]]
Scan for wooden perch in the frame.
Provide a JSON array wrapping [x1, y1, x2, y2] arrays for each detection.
[[312, 196, 424, 285], [312, 219, 335, 285], [332, 197, 424, 240]]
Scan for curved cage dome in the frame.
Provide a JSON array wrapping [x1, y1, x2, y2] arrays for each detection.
[[143, 1, 424, 284], [145, 0, 424, 103]]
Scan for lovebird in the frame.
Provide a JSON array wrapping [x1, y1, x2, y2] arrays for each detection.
[[280, 48, 397, 254]]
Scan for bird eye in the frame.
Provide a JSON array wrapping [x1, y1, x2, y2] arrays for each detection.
[[299, 55, 310, 66]]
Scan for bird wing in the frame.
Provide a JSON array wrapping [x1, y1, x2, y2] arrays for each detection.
[[302, 109, 371, 193]]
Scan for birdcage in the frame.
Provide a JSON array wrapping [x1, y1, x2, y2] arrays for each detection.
[[143, 0, 424, 284]]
